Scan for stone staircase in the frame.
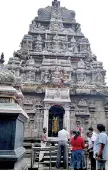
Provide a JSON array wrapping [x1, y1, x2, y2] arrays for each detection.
[[30, 144, 71, 170], [24, 140, 88, 170]]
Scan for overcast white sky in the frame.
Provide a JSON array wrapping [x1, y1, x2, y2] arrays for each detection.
[[0, 0, 108, 82]]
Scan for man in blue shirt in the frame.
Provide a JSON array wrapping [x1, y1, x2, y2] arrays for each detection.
[[93, 124, 108, 170]]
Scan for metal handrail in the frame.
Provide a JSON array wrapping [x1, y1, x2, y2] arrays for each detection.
[[31, 144, 89, 170], [31, 146, 54, 169]]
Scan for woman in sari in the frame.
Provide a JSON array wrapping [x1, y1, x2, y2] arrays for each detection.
[[70, 131, 86, 170]]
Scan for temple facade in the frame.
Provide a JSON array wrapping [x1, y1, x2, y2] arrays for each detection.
[[7, 0, 108, 140]]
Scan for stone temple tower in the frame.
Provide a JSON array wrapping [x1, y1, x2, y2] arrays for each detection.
[[7, 0, 108, 140]]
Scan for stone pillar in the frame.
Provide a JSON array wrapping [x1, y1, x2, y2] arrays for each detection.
[[0, 107, 29, 170], [43, 106, 49, 135], [64, 107, 70, 134], [0, 62, 29, 170]]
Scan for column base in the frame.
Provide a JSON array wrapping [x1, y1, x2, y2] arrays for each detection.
[[0, 147, 28, 170]]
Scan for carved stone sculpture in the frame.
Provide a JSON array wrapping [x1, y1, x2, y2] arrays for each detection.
[[77, 72, 86, 83], [26, 56, 35, 66], [34, 35, 43, 52], [77, 59, 86, 69]]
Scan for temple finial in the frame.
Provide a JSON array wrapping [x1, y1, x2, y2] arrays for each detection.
[[0, 52, 5, 64], [52, 0, 60, 8]]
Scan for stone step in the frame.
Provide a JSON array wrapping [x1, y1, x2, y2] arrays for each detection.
[[36, 160, 70, 164], [30, 164, 66, 170], [44, 156, 71, 159], [35, 156, 71, 162]]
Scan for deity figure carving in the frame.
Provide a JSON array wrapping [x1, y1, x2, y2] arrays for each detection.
[[15, 69, 19, 77], [47, 43, 52, 51], [61, 41, 66, 51], [49, 67, 70, 86], [53, 42, 60, 51], [26, 56, 35, 66], [53, 35, 60, 51], [37, 35, 42, 41], [80, 44, 90, 53], [93, 72, 103, 84], [73, 45, 78, 53], [53, 67, 60, 79], [77, 72, 86, 83], [53, 34, 59, 41], [20, 73, 25, 82], [50, 19, 64, 31], [55, 88, 61, 98], [71, 36, 76, 43], [68, 57, 71, 64], [69, 37, 78, 53], [60, 69, 69, 81], [34, 35, 43, 52], [21, 36, 33, 51], [29, 21, 45, 32], [77, 59, 86, 69], [29, 20, 36, 32], [52, 117, 59, 136], [76, 23, 82, 34], [78, 99, 87, 106], [67, 27, 75, 33], [38, 23, 45, 30], [27, 70, 35, 82], [43, 70, 50, 83]]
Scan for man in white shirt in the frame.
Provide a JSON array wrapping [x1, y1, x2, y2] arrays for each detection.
[[56, 127, 69, 169], [88, 127, 97, 144], [88, 127, 97, 170]]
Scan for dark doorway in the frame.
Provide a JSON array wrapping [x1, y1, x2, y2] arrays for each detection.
[[48, 105, 65, 137]]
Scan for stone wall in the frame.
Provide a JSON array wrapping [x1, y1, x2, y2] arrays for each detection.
[[23, 94, 44, 139]]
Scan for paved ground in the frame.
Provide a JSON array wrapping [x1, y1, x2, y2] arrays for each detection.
[[27, 156, 108, 170]]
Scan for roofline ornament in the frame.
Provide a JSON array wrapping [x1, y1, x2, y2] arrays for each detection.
[[52, 0, 60, 8]]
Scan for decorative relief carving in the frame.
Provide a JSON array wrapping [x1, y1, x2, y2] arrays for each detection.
[[50, 19, 64, 32], [92, 72, 103, 84], [78, 99, 87, 106], [77, 72, 87, 83], [77, 59, 86, 69], [29, 21, 46, 32], [44, 88, 70, 102], [26, 56, 35, 67], [0, 97, 10, 103], [42, 66, 71, 87]]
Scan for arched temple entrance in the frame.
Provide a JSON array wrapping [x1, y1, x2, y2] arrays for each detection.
[[48, 105, 65, 137]]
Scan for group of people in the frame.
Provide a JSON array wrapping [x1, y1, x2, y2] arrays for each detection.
[[56, 124, 108, 170], [39, 123, 108, 170]]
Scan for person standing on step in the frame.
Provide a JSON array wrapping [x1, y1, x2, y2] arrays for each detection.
[[76, 120, 83, 136], [56, 127, 69, 169], [39, 127, 47, 162]]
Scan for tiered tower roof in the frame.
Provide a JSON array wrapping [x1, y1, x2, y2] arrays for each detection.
[[6, 0, 108, 96]]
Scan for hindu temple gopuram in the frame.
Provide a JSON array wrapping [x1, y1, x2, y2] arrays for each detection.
[[6, 0, 108, 140]]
